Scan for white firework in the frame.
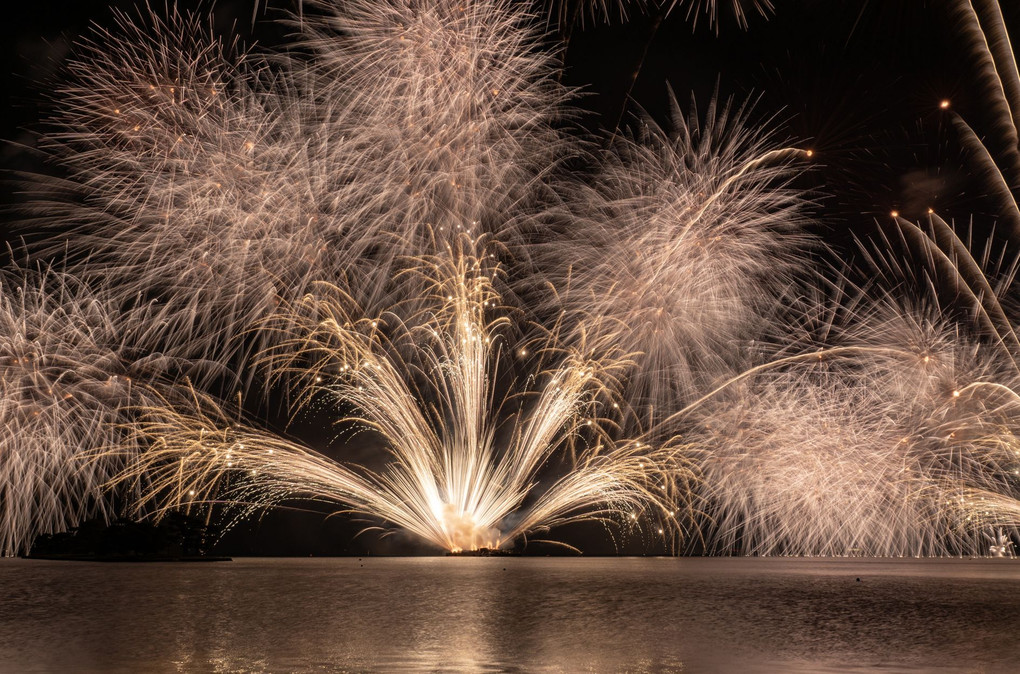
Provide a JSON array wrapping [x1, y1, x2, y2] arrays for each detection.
[[0, 265, 171, 556], [537, 92, 811, 431], [116, 238, 689, 552]]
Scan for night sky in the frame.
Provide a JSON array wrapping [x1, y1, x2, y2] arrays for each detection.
[[2, 0, 1019, 555]]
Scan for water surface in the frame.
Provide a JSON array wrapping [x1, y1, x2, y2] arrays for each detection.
[[1, 557, 1018, 672]]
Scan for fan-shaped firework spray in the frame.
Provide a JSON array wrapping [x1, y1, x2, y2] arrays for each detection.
[[119, 237, 690, 552]]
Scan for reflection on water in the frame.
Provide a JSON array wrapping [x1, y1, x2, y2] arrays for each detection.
[[0, 557, 1018, 673]]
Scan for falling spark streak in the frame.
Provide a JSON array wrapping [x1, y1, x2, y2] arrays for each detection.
[[547, 0, 770, 31], [889, 214, 1020, 368], [948, 0, 1020, 240], [667, 0, 773, 32]]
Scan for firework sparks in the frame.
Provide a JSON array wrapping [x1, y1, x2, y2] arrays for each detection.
[[25, 6, 344, 373], [118, 238, 688, 552], [688, 288, 1020, 556], [537, 92, 811, 432], [291, 0, 572, 304], [28, 0, 571, 371], [0, 265, 175, 555], [669, 0, 774, 31], [945, 0, 1020, 240], [5, 0, 1020, 559]]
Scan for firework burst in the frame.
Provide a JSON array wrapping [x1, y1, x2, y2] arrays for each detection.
[[292, 0, 573, 299], [28, 0, 572, 371], [11, 0, 682, 554], [0, 264, 176, 555], [677, 225, 1020, 556], [24, 6, 345, 372], [538, 92, 811, 431], [119, 238, 688, 552], [8, 0, 1020, 558]]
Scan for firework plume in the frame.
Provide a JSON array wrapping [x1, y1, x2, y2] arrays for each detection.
[[8, 0, 1019, 558], [27, 0, 571, 371], [673, 213, 1020, 556], [289, 0, 572, 302], [690, 288, 1020, 556], [25, 6, 342, 372], [120, 238, 687, 552]]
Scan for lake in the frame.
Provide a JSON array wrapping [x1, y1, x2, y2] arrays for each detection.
[[0, 557, 1017, 672]]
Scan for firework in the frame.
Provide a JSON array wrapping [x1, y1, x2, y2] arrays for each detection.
[[24, 6, 346, 373], [290, 0, 572, 303], [670, 0, 774, 31], [537, 92, 811, 432], [119, 238, 688, 552], [682, 236, 1020, 555], [0, 265, 170, 556], [685, 335, 1020, 556], [984, 527, 1017, 556], [12, 0, 674, 553], [548, 0, 772, 30], [945, 0, 1020, 240], [9, 0, 1020, 559], [545, 0, 650, 28], [29, 0, 570, 371]]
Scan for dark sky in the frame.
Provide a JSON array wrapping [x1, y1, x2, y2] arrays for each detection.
[[2, 0, 1019, 554]]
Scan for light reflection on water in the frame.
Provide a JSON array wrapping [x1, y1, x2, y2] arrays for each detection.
[[0, 556, 1018, 673]]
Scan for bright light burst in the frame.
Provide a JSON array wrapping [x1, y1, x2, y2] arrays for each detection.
[[689, 289, 1020, 556], [29, 6, 339, 372], [120, 238, 687, 552], [29, 0, 571, 370]]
